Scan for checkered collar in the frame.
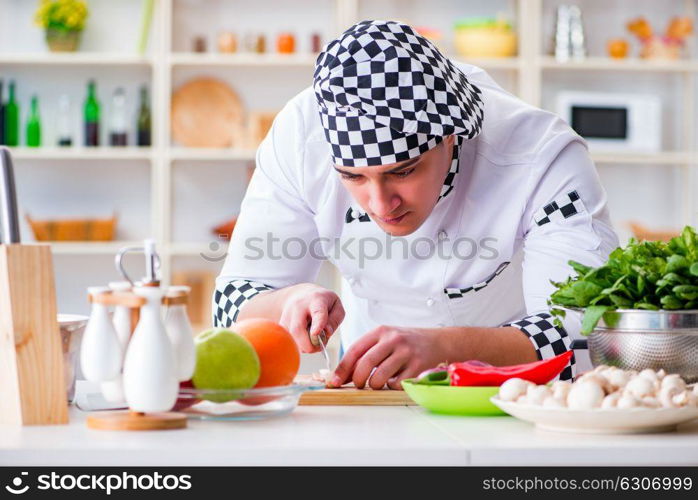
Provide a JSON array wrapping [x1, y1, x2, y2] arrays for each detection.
[[314, 20, 483, 168]]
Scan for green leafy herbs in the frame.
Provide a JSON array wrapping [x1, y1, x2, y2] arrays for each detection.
[[548, 226, 698, 335]]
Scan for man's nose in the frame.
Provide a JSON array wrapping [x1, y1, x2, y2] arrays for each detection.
[[367, 183, 400, 217]]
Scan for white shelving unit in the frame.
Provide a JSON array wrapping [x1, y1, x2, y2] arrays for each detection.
[[9, 146, 154, 161], [2, 0, 697, 315], [0, 53, 153, 66], [49, 241, 144, 255], [169, 147, 256, 161], [538, 55, 698, 72]]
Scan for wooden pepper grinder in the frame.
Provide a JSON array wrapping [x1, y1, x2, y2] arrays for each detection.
[[0, 147, 68, 425]]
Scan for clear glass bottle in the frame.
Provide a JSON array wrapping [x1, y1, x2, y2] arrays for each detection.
[[109, 87, 128, 147], [57, 95, 73, 147]]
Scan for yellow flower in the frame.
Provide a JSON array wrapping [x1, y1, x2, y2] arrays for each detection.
[[34, 0, 88, 30]]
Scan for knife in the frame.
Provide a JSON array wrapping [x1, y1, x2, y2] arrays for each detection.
[[317, 331, 331, 374], [308, 321, 332, 375], [0, 147, 20, 244]]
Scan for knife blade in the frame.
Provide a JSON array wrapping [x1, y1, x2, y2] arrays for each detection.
[[318, 331, 331, 374], [0, 147, 21, 244]]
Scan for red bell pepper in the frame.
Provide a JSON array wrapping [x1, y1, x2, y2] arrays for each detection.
[[447, 350, 574, 387]]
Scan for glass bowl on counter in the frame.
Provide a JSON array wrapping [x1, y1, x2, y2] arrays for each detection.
[[174, 382, 324, 421], [59, 313, 88, 403]]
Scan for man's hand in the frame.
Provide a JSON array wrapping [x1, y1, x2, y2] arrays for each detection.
[[279, 283, 345, 353], [330, 325, 449, 390]]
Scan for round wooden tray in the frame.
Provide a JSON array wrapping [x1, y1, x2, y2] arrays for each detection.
[[171, 77, 244, 148], [86, 411, 187, 431]]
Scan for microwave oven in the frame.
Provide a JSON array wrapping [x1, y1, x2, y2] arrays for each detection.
[[556, 91, 661, 152]]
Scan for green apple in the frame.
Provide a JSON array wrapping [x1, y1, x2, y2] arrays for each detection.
[[192, 328, 261, 402]]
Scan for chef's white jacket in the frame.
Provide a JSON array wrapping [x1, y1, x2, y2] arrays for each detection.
[[213, 63, 620, 380]]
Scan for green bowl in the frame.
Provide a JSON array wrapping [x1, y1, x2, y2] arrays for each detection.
[[402, 379, 505, 416]]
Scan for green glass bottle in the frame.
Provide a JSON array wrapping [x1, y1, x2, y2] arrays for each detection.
[[84, 79, 100, 147], [137, 85, 151, 146], [0, 80, 5, 145], [4, 80, 19, 147], [26, 95, 41, 148]]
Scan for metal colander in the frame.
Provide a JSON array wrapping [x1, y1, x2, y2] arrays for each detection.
[[579, 309, 698, 383]]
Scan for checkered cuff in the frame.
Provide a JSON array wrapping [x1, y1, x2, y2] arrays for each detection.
[[503, 313, 575, 381], [212, 279, 274, 327]]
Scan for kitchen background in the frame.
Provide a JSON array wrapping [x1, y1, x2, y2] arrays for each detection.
[[1, 0, 697, 372]]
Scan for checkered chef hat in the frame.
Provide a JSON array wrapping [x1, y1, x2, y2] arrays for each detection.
[[313, 20, 484, 167]]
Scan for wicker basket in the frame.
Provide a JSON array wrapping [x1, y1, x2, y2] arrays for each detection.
[[26, 214, 117, 241]]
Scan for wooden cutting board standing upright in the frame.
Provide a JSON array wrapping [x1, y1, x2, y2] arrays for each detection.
[[171, 77, 245, 148], [0, 147, 68, 425]]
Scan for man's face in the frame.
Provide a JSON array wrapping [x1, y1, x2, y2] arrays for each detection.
[[334, 136, 455, 236]]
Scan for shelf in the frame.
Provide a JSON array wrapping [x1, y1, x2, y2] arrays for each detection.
[[0, 53, 153, 66], [170, 52, 318, 67], [8, 147, 154, 161], [169, 53, 522, 71], [47, 241, 142, 255], [591, 151, 694, 165], [539, 56, 698, 72], [170, 148, 257, 161], [169, 242, 228, 257], [452, 57, 521, 70]]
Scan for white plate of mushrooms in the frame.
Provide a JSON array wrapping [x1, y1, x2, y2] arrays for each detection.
[[491, 366, 698, 434]]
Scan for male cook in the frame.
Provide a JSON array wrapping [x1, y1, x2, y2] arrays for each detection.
[[213, 21, 619, 389]]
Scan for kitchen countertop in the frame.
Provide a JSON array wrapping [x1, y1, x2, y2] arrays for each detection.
[[1, 405, 698, 466]]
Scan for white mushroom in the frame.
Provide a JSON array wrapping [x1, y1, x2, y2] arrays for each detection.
[[638, 368, 659, 382], [551, 381, 572, 400], [603, 369, 632, 391], [693, 385, 698, 397], [526, 384, 551, 405], [601, 392, 621, 409], [640, 396, 660, 408], [567, 381, 605, 410], [516, 395, 530, 405], [542, 396, 566, 408], [672, 391, 691, 407], [685, 391, 698, 408], [617, 393, 640, 409], [658, 385, 681, 408], [661, 374, 687, 393], [656, 369, 667, 380], [498, 378, 532, 402], [625, 375, 656, 399], [576, 373, 611, 394]]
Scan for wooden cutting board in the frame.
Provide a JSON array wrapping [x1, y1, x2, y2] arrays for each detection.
[[296, 376, 416, 406], [171, 77, 244, 148]]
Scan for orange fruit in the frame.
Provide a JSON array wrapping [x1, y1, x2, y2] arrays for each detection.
[[234, 318, 300, 387]]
